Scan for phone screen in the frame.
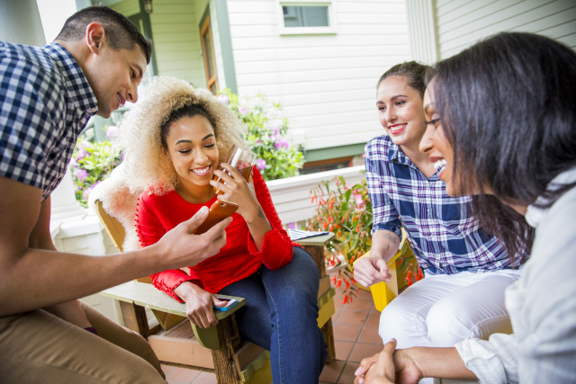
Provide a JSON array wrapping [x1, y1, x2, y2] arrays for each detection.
[[214, 297, 238, 311]]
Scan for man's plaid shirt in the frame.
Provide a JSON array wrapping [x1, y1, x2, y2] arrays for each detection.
[[0, 42, 97, 201], [365, 135, 526, 274]]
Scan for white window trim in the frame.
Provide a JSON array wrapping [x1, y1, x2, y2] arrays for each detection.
[[277, 0, 337, 35]]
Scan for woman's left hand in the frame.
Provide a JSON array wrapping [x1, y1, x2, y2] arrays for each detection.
[[210, 163, 261, 221]]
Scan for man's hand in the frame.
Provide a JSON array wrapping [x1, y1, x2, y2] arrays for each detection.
[[354, 254, 392, 288], [155, 206, 231, 270], [175, 282, 228, 328], [355, 339, 398, 384]]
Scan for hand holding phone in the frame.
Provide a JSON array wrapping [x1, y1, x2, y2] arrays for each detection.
[[213, 296, 238, 312], [192, 199, 239, 235]]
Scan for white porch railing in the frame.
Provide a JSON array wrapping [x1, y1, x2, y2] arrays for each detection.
[[268, 165, 365, 224]]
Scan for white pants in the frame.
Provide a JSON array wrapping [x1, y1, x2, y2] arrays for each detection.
[[379, 269, 520, 349]]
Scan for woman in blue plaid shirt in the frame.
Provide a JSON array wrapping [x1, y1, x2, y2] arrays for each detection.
[[354, 61, 529, 356]]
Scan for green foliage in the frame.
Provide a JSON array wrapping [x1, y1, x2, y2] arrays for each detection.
[[217, 89, 304, 180], [70, 126, 122, 208], [306, 174, 373, 301]]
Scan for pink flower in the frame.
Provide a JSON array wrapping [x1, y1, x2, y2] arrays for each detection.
[[256, 158, 267, 170], [217, 94, 229, 104], [238, 107, 248, 115], [288, 222, 296, 229], [78, 140, 91, 150], [106, 125, 118, 139], [274, 139, 289, 150], [76, 149, 88, 161], [82, 185, 94, 201], [69, 157, 78, 168], [269, 134, 277, 142], [354, 194, 365, 207], [271, 126, 280, 135], [256, 139, 262, 144], [73, 168, 89, 182]]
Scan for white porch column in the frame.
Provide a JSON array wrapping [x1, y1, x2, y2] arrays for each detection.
[[50, 167, 87, 223], [0, 0, 46, 46], [405, 0, 438, 65]]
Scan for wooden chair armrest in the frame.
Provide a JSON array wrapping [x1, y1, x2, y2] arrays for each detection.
[[100, 281, 246, 350], [295, 232, 335, 247]]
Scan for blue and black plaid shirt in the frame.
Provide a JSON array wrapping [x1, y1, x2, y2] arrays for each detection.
[[365, 135, 526, 274], [0, 42, 97, 201]]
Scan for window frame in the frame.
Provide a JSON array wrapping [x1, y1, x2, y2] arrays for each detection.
[[277, 0, 337, 35], [201, 14, 218, 94]]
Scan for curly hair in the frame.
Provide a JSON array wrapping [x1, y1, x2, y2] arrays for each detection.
[[115, 76, 247, 195]]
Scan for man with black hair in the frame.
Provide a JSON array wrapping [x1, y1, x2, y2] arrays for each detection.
[[0, 6, 229, 383]]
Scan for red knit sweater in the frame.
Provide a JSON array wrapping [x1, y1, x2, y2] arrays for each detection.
[[135, 168, 295, 302]]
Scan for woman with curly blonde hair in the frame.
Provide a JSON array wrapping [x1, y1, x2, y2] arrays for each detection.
[[117, 76, 327, 383]]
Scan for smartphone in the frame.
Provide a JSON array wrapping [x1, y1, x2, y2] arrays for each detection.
[[192, 200, 239, 235], [213, 297, 238, 312]]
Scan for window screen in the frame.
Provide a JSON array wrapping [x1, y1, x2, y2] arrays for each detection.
[[283, 6, 329, 27]]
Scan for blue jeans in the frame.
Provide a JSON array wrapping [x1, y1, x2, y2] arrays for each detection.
[[218, 246, 327, 384]]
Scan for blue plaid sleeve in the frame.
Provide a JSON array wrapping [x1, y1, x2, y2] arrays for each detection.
[[365, 140, 402, 238], [0, 54, 56, 190]]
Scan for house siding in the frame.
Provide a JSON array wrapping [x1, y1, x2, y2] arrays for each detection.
[[226, 0, 411, 151], [110, 0, 206, 86], [435, 0, 576, 59], [110, 0, 140, 17], [150, 0, 206, 86]]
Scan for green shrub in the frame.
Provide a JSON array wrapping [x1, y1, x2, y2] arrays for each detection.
[[217, 89, 304, 180], [70, 126, 121, 207]]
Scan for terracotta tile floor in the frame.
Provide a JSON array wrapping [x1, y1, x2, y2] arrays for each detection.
[[161, 270, 383, 384]]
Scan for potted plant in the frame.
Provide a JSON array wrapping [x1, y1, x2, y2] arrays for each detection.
[[306, 175, 373, 302]]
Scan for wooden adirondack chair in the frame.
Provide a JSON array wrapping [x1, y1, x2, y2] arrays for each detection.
[[94, 199, 336, 384]]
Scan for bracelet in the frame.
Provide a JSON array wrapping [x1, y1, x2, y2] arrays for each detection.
[[85, 327, 98, 335]]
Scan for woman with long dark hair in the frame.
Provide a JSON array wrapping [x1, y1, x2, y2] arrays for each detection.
[[355, 32, 576, 384]]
